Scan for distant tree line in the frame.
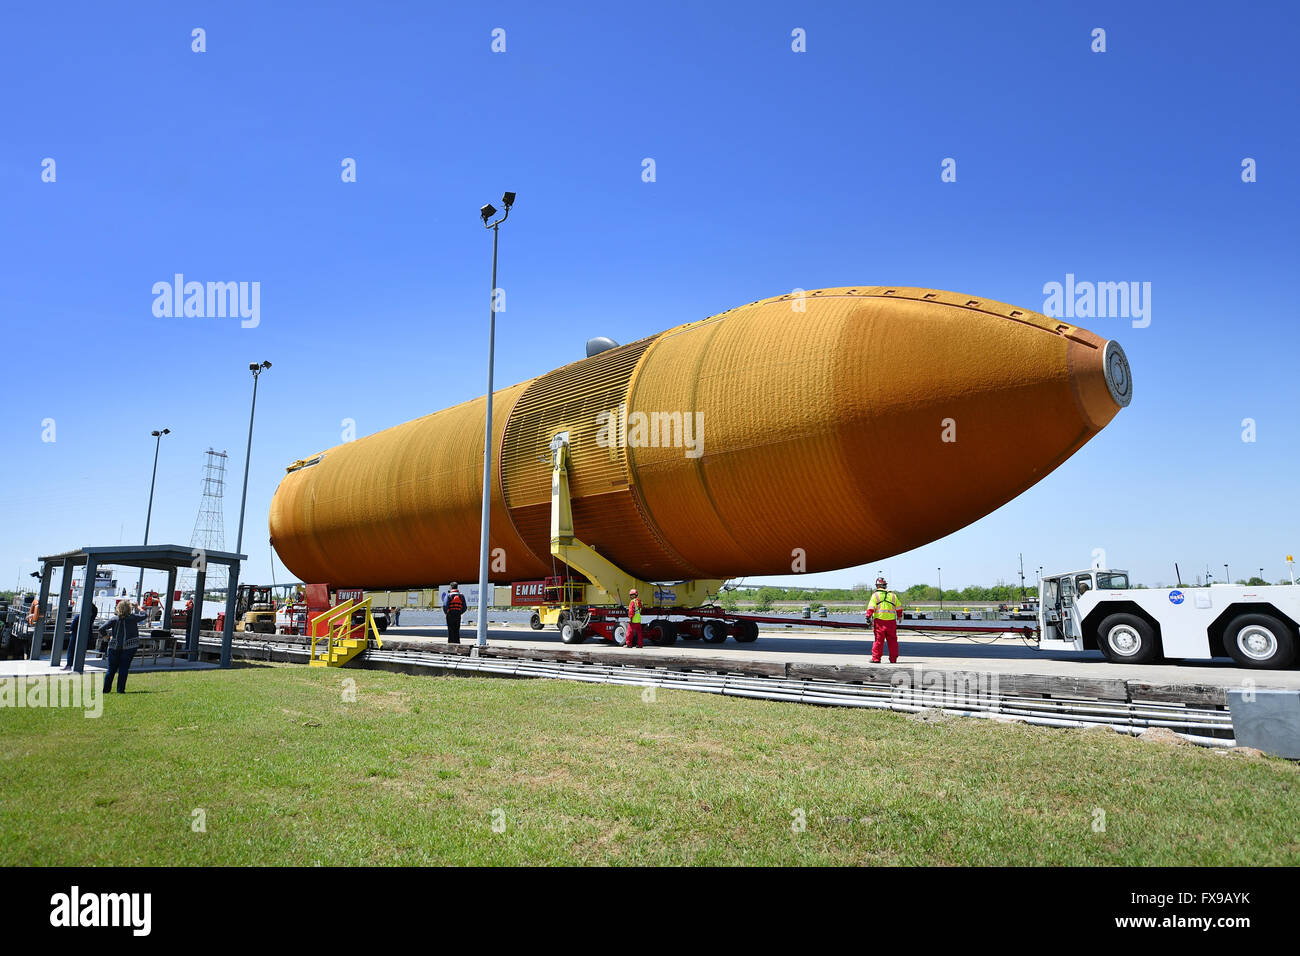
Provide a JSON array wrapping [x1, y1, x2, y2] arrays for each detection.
[[720, 576, 1291, 610]]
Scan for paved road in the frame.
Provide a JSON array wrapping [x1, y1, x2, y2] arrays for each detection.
[[381, 620, 1300, 691]]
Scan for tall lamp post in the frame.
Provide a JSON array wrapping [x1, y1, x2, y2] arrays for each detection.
[[236, 362, 272, 555], [474, 191, 515, 648], [937, 567, 943, 610], [137, 428, 171, 601]]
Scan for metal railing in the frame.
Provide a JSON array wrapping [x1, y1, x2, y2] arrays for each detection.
[[308, 597, 383, 662]]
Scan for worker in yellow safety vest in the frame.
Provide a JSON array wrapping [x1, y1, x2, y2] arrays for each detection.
[[625, 589, 644, 648], [865, 576, 902, 663]]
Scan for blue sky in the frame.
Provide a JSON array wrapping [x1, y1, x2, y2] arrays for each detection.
[[2, 0, 1296, 597]]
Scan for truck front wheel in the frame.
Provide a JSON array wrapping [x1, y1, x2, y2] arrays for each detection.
[[1224, 613, 1296, 669], [1096, 613, 1161, 663]]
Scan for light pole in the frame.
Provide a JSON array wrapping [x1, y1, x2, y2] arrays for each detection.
[[137, 428, 170, 602], [236, 362, 271, 555], [937, 567, 943, 610], [474, 191, 515, 648], [1224, 563, 1229, 586]]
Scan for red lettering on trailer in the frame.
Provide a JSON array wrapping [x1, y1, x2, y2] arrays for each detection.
[[511, 580, 547, 606]]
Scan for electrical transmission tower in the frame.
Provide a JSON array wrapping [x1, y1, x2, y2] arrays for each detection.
[[180, 449, 229, 595]]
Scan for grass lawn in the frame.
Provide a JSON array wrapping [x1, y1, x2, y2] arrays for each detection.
[[1, 662, 1296, 865]]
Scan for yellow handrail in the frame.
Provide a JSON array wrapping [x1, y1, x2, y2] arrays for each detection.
[[309, 597, 383, 663]]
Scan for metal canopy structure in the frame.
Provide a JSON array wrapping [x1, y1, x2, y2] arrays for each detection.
[[30, 544, 247, 672]]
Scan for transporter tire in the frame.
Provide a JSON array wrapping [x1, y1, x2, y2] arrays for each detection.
[[1224, 613, 1296, 669], [529, 612, 543, 630], [1096, 613, 1161, 663], [702, 620, 728, 643], [555, 611, 569, 632], [612, 624, 627, 645], [560, 621, 585, 645], [734, 619, 759, 643], [648, 619, 676, 646]]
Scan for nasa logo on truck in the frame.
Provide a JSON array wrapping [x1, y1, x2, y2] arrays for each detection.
[[1168, 589, 1185, 605]]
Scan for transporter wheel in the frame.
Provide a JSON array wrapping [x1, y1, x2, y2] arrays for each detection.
[[702, 620, 728, 644], [612, 624, 627, 645], [1096, 613, 1161, 663], [555, 611, 569, 632], [560, 621, 586, 645], [648, 619, 676, 646], [734, 619, 759, 643], [529, 612, 543, 630], [1224, 613, 1296, 669]]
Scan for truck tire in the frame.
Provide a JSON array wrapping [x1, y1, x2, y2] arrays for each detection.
[[529, 612, 543, 631], [612, 624, 627, 646], [648, 619, 676, 646], [735, 619, 759, 643], [1096, 613, 1160, 663], [702, 620, 728, 643], [560, 621, 585, 645], [1224, 613, 1296, 669]]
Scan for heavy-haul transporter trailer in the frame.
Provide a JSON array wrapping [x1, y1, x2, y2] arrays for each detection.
[[535, 433, 1036, 647]]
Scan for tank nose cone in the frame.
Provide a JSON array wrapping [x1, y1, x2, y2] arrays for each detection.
[[1104, 340, 1133, 407], [1066, 335, 1133, 431]]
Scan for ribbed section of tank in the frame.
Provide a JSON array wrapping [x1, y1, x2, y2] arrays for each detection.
[[268, 287, 1130, 587]]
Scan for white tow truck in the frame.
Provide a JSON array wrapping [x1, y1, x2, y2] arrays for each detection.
[[1037, 568, 1299, 669]]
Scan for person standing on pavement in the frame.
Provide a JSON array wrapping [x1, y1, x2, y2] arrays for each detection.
[[625, 588, 644, 648], [866, 576, 902, 663], [442, 583, 466, 644]]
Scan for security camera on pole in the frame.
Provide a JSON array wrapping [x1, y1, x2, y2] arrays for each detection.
[[475, 191, 515, 648]]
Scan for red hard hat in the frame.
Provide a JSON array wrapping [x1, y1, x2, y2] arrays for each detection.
[[876, 577, 887, 587]]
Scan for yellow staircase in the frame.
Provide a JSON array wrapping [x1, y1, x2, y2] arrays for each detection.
[[308, 597, 383, 667]]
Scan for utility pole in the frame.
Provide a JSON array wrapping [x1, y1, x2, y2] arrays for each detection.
[[137, 428, 170, 602], [236, 362, 271, 555], [475, 191, 515, 648]]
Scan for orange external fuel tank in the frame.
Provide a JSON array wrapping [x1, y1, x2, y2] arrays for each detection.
[[268, 287, 1131, 587]]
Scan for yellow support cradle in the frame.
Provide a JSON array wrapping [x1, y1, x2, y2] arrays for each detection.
[[308, 597, 383, 667]]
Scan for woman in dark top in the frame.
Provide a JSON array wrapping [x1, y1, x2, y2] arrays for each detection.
[[98, 599, 145, 693]]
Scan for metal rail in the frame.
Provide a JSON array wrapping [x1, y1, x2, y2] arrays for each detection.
[[205, 636, 1235, 747], [354, 646, 1233, 747]]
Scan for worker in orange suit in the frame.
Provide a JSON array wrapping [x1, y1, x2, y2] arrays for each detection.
[[866, 576, 902, 663], [625, 589, 644, 648]]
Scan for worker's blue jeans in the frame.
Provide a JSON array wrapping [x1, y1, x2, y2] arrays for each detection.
[[103, 646, 136, 693]]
